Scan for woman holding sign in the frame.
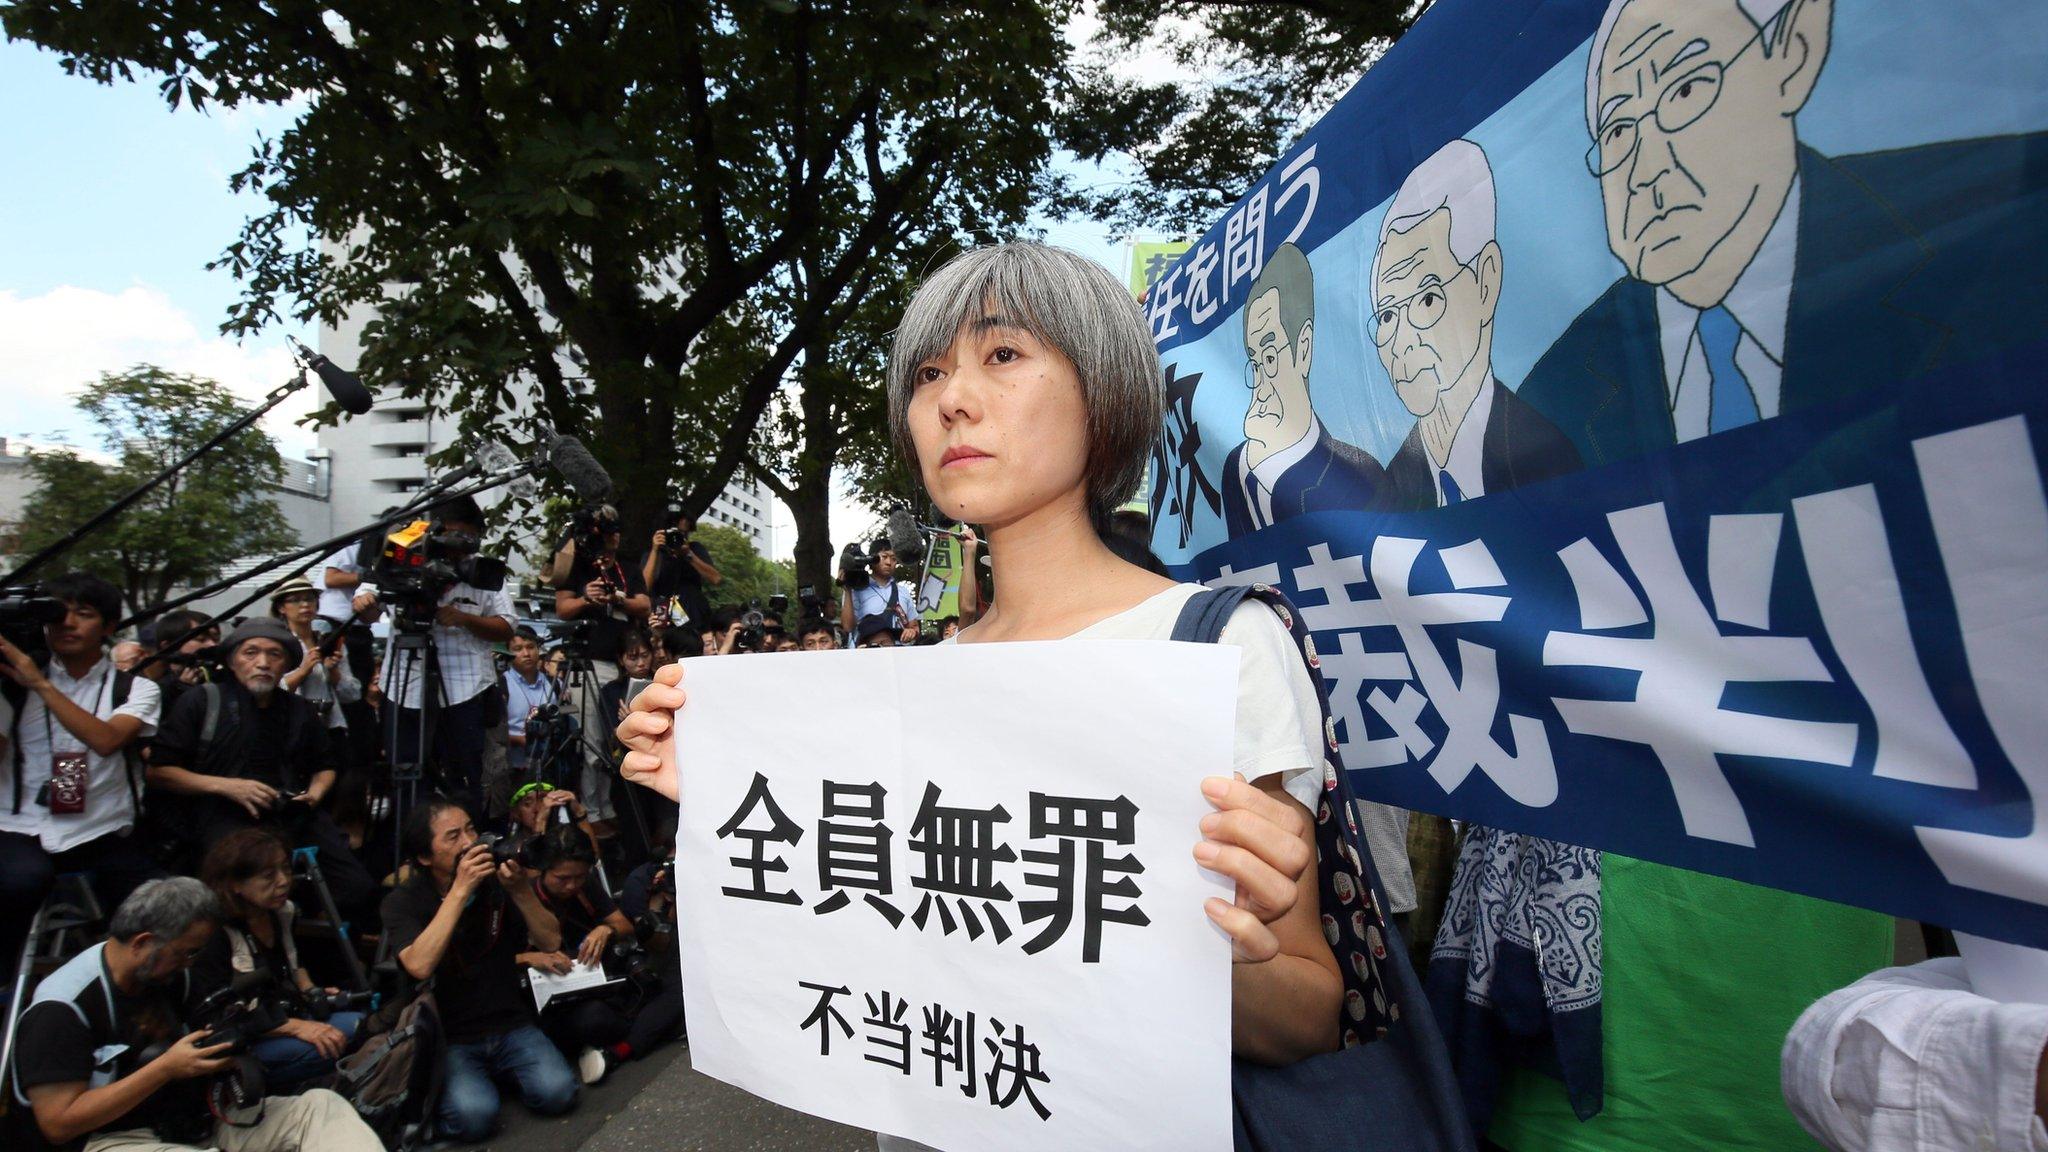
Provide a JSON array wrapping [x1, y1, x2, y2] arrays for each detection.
[[618, 243, 1468, 1150]]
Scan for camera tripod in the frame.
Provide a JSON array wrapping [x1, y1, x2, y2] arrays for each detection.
[[549, 645, 660, 866], [380, 619, 453, 879]]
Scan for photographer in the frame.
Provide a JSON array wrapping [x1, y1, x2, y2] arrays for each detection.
[[599, 628, 655, 726], [837, 539, 917, 650], [146, 618, 376, 920], [796, 618, 838, 652], [13, 877, 381, 1152], [137, 608, 217, 714], [504, 627, 559, 776], [358, 496, 517, 804], [271, 578, 360, 747], [0, 571, 165, 973], [193, 830, 365, 1091], [381, 798, 577, 1141], [553, 504, 648, 822], [525, 826, 684, 1084], [641, 510, 722, 631]]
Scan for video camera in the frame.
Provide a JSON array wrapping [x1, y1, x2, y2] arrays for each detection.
[[360, 518, 509, 631], [571, 504, 620, 558], [837, 541, 871, 586], [0, 584, 66, 655]]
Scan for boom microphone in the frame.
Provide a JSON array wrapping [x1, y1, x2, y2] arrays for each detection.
[[290, 339, 373, 416], [886, 509, 923, 559], [544, 433, 613, 503], [474, 439, 538, 500]]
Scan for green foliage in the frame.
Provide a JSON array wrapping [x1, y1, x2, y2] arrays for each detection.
[[1, 0, 1078, 591], [692, 523, 794, 613], [13, 366, 299, 610], [1057, 0, 1420, 234]]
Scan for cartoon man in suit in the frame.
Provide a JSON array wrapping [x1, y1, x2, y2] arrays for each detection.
[[1520, 0, 2048, 466], [1372, 139, 1581, 511], [1221, 242, 1386, 537]]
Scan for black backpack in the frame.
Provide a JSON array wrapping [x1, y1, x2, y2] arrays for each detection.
[[330, 991, 444, 1151]]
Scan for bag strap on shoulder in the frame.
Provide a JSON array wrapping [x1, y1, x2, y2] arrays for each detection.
[[1169, 584, 1256, 645]]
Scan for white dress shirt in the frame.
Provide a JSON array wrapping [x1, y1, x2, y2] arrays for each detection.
[[1655, 177, 1799, 443], [0, 655, 161, 851], [1784, 957, 2048, 1152], [368, 582, 517, 709], [1433, 377, 1496, 506], [1239, 417, 1323, 529]]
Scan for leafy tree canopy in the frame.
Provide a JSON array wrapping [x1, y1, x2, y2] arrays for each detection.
[[11, 366, 298, 611], [693, 523, 794, 614]]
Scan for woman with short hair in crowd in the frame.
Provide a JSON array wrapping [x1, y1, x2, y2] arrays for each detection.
[[195, 828, 365, 1089], [617, 244, 1428, 1146]]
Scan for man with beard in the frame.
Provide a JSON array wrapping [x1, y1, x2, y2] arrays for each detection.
[[13, 877, 382, 1152], [146, 618, 374, 919]]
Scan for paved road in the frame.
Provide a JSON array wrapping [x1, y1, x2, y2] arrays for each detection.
[[481, 1044, 870, 1152]]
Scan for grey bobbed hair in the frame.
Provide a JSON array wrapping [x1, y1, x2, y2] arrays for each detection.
[[886, 243, 1163, 526]]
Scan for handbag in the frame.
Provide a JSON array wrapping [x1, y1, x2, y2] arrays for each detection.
[[1170, 584, 1476, 1152]]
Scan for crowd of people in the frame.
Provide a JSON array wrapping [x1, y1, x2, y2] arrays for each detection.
[[0, 492, 965, 1151], [4, 235, 2041, 1152]]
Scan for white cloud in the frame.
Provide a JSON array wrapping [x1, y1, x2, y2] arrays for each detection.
[[0, 284, 317, 455]]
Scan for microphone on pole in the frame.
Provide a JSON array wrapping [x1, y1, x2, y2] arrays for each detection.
[[289, 339, 374, 416], [544, 432, 614, 503], [474, 439, 538, 500]]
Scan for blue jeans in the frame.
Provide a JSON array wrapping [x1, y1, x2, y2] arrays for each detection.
[[437, 1023, 579, 1141], [249, 1011, 366, 1090]]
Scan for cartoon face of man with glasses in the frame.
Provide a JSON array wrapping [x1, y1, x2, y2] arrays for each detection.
[[1240, 243, 1318, 470], [1586, 0, 1830, 306], [1372, 140, 1502, 438]]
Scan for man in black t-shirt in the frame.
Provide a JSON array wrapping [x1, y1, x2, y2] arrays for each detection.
[[640, 511, 723, 632], [147, 618, 373, 918], [13, 877, 381, 1152], [380, 798, 576, 1142], [524, 827, 683, 1083]]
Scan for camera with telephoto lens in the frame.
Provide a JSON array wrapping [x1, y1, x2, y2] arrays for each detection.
[[478, 831, 546, 870], [607, 934, 661, 991], [359, 518, 509, 632], [796, 584, 825, 620], [660, 507, 695, 560], [734, 602, 768, 653], [0, 584, 65, 655], [138, 971, 288, 1142]]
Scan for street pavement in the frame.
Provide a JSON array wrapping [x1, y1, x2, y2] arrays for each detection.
[[480, 1044, 871, 1152]]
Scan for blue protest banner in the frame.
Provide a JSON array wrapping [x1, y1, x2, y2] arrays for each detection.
[[1145, 0, 2048, 947]]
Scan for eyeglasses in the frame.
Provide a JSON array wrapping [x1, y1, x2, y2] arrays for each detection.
[[1369, 264, 1473, 347], [1243, 339, 1292, 390], [1584, 23, 1768, 177]]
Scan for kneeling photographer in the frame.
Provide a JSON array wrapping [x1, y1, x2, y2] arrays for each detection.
[[525, 826, 683, 1084], [193, 830, 369, 1091], [146, 618, 375, 922], [11, 878, 381, 1152], [381, 798, 576, 1142]]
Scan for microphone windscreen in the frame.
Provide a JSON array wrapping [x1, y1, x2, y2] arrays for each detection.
[[311, 355, 374, 416], [546, 434, 613, 502], [886, 509, 922, 559], [474, 440, 537, 499]]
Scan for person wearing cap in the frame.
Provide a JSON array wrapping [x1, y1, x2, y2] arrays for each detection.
[[147, 616, 376, 917], [854, 613, 901, 649], [271, 576, 361, 748]]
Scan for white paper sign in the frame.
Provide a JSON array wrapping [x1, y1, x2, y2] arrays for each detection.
[[671, 640, 1240, 1152]]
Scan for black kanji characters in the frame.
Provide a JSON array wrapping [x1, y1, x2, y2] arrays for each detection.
[[1020, 792, 1150, 962], [920, 1004, 977, 1097], [862, 990, 913, 1073], [907, 783, 1017, 941], [816, 781, 904, 925], [984, 1018, 1053, 1120], [798, 981, 855, 1056], [717, 772, 805, 904]]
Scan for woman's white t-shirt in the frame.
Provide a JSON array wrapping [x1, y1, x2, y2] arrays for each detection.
[[880, 583, 1413, 1152]]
